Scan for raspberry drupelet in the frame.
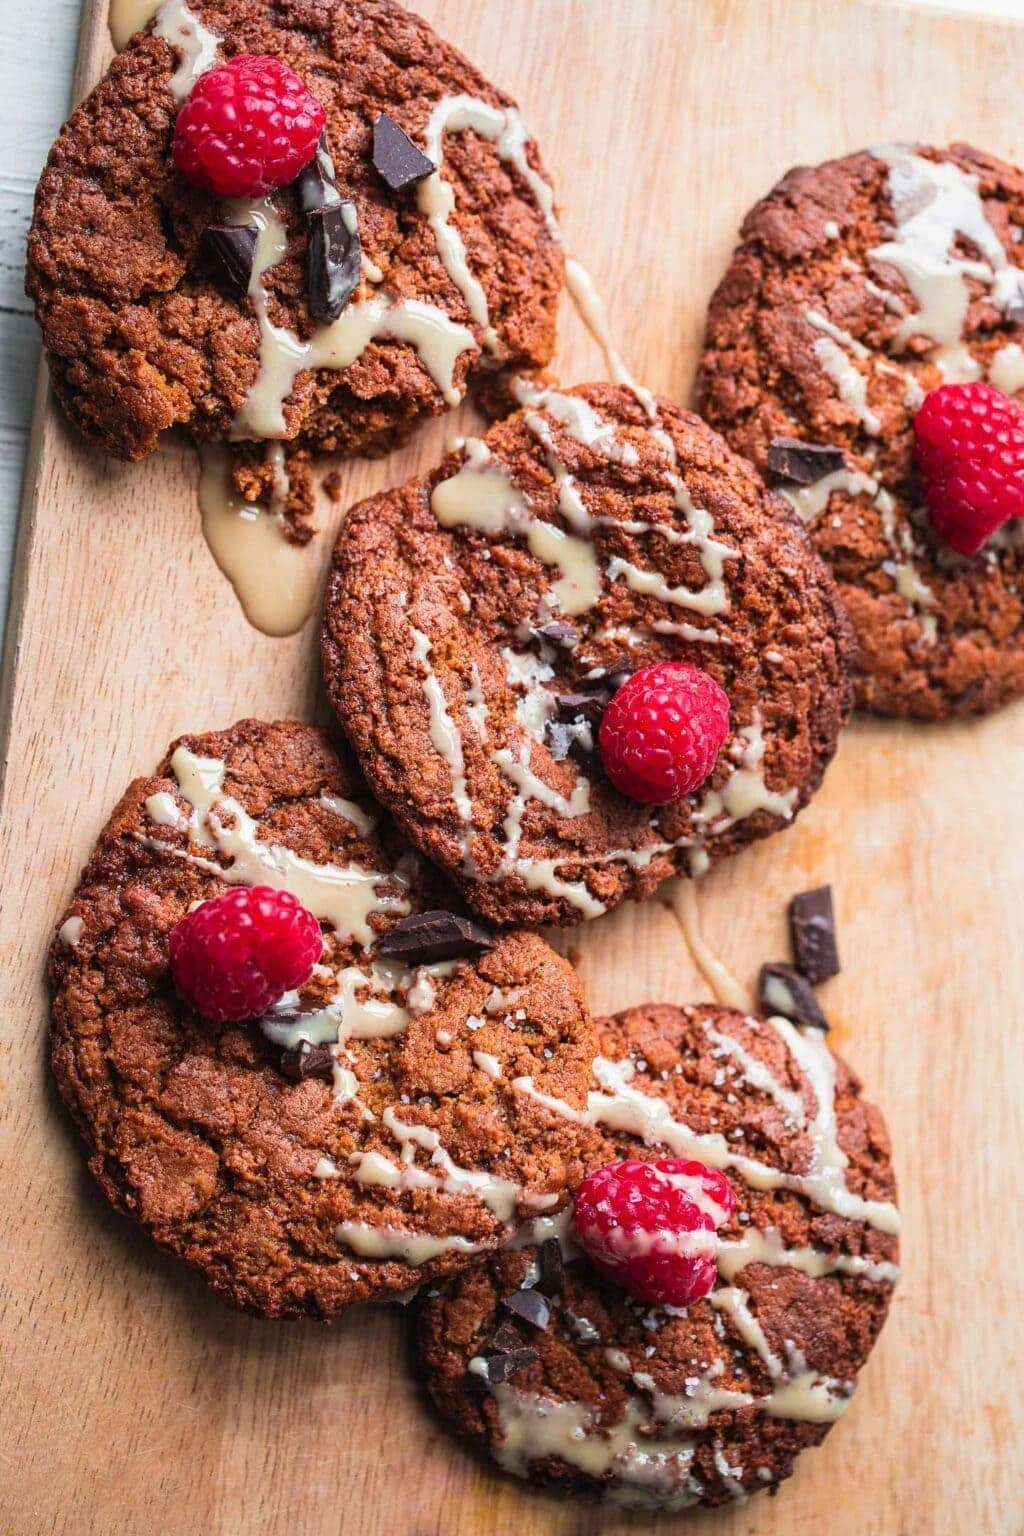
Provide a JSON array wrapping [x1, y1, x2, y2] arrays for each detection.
[[173, 54, 325, 198], [169, 885, 323, 1023], [598, 662, 730, 805], [572, 1157, 737, 1307]]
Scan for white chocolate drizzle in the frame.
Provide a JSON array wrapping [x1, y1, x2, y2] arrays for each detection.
[[418, 96, 557, 354], [260, 961, 412, 1048], [336, 1223, 489, 1264], [806, 310, 881, 435], [871, 149, 1021, 380], [989, 341, 1024, 395], [197, 444, 318, 637], [230, 91, 559, 438], [108, 0, 162, 50], [662, 879, 754, 1012], [490, 1388, 701, 1501], [152, 0, 219, 102], [514, 1033, 900, 1236], [58, 915, 84, 948], [780, 467, 878, 525], [230, 199, 475, 439], [409, 627, 476, 867], [563, 257, 642, 389], [343, 1106, 559, 1242], [141, 746, 408, 943], [432, 439, 601, 614], [320, 792, 377, 838], [716, 1226, 900, 1285]]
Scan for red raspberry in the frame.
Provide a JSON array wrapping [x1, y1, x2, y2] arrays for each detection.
[[168, 885, 323, 1023], [173, 55, 325, 198], [598, 661, 729, 804], [914, 381, 1024, 555], [572, 1158, 737, 1308]]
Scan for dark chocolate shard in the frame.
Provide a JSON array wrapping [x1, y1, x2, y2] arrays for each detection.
[[278, 1040, 335, 1081], [536, 1238, 565, 1297], [531, 621, 578, 648], [789, 885, 840, 984], [501, 1288, 551, 1331], [767, 437, 847, 486], [604, 662, 634, 693], [757, 962, 828, 1030], [376, 910, 493, 965], [472, 1347, 539, 1386], [554, 692, 607, 723], [308, 201, 361, 321], [564, 1310, 601, 1344], [372, 113, 436, 191], [296, 131, 339, 213], [199, 222, 258, 302], [484, 1318, 525, 1355]]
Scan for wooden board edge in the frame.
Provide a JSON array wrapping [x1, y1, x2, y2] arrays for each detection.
[[0, 0, 112, 807]]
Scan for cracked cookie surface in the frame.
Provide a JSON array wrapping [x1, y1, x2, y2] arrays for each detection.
[[699, 142, 1024, 719], [417, 1003, 899, 1508], [27, 0, 563, 462], [323, 381, 853, 928], [49, 720, 594, 1317]]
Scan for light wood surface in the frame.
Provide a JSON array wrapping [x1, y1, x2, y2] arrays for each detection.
[[8, 1, 1024, 628], [2, 2, 1023, 1533]]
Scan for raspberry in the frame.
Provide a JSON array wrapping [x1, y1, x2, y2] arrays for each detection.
[[914, 381, 1024, 555], [168, 885, 323, 1023], [572, 1158, 737, 1308], [597, 661, 730, 804], [173, 55, 325, 199]]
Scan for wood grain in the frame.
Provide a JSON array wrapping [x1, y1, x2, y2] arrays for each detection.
[[1, 2, 1022, 1532]]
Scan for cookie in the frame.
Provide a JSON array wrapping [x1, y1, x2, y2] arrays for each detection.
[[322, 381, 853, 928], [49, 720, 595, 1318], [417, 1003, 899, 1509], [26, 0, 563, 463], [699, 142, 1024, 718]]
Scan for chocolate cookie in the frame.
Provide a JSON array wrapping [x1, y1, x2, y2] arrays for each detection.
[[26, 0, 562, 462], [49, 720, 595, 1318], [322, 381, 853, 928], [699, 142, 1024, 718], [418, 1003, 899, 1509]]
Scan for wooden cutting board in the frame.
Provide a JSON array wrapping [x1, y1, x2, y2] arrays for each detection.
[[2, 1, 1022, 1532]]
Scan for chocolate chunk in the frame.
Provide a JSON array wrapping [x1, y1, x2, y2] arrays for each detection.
[[767, 437, 847, 486], [757, 962, 828, 1029], [501, 1288, 551, 1330], [472, 1347, 539, 1386], [372, 113, 436, 191], [531, 621, 578, 648], [554, 692, 607, 723], [484, 1318, 525, 1355], [308, 201, 361, 321], [376, 910, 493, 964], [296, 131, 339, 213], [278, 1040, 335, 1081], [198, 223, 258, 302], [604, 662, 634, 693], [789, 885, 840, 984], [537, 1238, 565, 1297]]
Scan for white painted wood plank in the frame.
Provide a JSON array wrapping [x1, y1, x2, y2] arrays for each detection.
[[0, 0, 80, 626]]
